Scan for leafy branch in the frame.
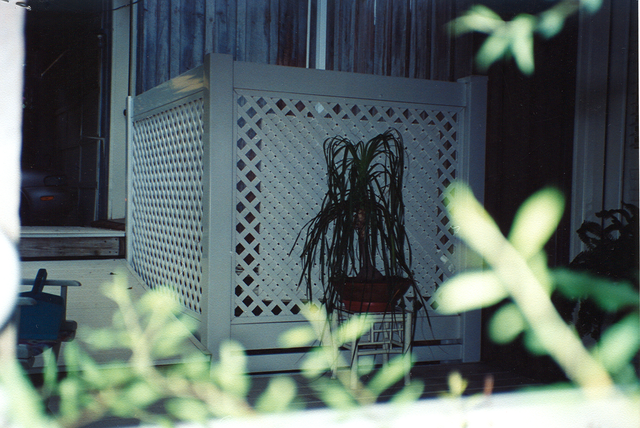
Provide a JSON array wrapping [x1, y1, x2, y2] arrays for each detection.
[[280, 304, 423, 408], [1, 275, 422, 427], [45, 275, 261, 427], [450, 0, 602, 74], [433, 183, 639, 393]]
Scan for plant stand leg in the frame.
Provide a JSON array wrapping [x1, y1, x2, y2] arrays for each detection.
[[403, 310, 412, 386], [331, 313, 338, 380], [350, 336, 359, 389]]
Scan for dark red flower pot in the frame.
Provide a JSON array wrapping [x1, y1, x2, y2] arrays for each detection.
[[337, 276, 412, 312]]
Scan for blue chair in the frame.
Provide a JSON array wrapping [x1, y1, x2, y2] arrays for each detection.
[[17, 269, 80, 369]]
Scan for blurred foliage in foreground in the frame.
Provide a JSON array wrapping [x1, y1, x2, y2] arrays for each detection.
[[434, 183, 639, 390], [556, 203, 638, 342], [0, 278, 421, 428], [0, 181, 638, 427], [450, 0, 602, 75]]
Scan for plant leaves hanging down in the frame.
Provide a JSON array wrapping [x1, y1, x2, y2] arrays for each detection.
[[293, 128, 419, 315]]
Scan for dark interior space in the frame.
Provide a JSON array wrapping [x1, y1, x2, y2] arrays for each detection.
[[479, 5, 580, 382], [22, 1, 110, 226], [481, 0, 579, 275]]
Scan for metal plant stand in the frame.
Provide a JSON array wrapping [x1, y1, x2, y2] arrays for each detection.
[[333, 306, 412, 388]]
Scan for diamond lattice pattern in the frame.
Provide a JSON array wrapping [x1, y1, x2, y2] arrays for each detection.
[[234, 93, 460, 318], [130, 98, 205, 314]]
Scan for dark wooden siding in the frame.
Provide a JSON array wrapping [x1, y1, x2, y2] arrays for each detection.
[[136, 0, 474, 94], [324, 0, 472, 80]]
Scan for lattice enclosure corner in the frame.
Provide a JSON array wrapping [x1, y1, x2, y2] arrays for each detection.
[[128, 57, 486, 369]]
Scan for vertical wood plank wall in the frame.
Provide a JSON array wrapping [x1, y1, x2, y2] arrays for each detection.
[[136, 0, 474, 94]]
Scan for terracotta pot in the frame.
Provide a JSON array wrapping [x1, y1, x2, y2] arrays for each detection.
[[336, 276, 412, 312]]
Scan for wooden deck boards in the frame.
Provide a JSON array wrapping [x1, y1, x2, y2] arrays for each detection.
[[20, 227, 126, 259], [243, 362, 543, 411], [73, 362, 543, 427]]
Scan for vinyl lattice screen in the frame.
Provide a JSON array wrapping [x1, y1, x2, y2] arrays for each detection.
[[233, 92, 460, 319], [130, 96, 206, 315], [127, 56, 485, 368]]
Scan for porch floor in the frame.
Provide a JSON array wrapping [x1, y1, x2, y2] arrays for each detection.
[[20, 259, 210, 373], [54, 361, 543, 428]]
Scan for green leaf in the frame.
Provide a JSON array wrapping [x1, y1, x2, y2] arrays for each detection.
[[256, 376, 297, 413], [510, 14, 536, 75], [509, 187, 564, 259], [552, 269, 640, 312], [318, 382, 357, 409], [537, 9, 567, 39], [523, 329, 548, 356], [100, 367, 135, 388], [59, 377, 83, 421], [356, 356, 375, 377], [174, 359, 211, 380], [165, 398, 209, 423], [390, 380, 424, 404], [592, 314, 640, 375], [581, 0, 603, 13], [368, 354, 411, 396], [476, 31, 511, 71], [450, 4, 504, 35], [434, 271, 507, 314], [301, 348, 333, 378], [124, 381, 161, 409], [84, 328, 120, 350], [335, 314, 374, 346], [42, 350, 59, 397], [469, 4, 503, 22], [139, 289, 181, 315], [447, 371, 468, 397], [489, 303, 526, 344], [526, 251, 554, 294], [151, 320, 195, 358], [449, 183, 505, 258], [60, 341, 83, 372], [78, 349, 109, 388], [213, 341, 249, 397], [279, 325, 317, 348], [0, 361, 53, 428]]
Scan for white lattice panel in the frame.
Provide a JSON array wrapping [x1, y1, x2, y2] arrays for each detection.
[[130, 97, 206, 314], [233, 92, 462, 318]]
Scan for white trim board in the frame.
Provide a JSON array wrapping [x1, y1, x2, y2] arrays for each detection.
[[21, 226, 125, 238]]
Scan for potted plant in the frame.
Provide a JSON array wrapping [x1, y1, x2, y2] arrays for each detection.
[[295, 128, 420, 314], [553, 203, 639, 341]]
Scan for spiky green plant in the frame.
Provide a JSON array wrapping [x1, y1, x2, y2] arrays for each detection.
[[294, 128, 419, 314]]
